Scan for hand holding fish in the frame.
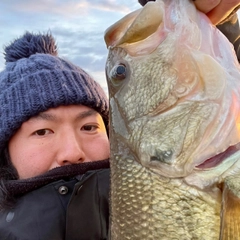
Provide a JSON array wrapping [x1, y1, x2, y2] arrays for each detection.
[[194, 0, 240, 24], [138, 0, 240, 24]]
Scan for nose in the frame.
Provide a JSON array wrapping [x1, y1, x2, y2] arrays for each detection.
[[56, 131, 86, 166]]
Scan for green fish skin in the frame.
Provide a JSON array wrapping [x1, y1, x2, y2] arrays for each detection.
[[105, 0, 240, 239]]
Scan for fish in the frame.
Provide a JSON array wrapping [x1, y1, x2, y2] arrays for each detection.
[[104, 0, 240, 239]]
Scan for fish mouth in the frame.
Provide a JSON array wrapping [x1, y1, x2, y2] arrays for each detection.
[[195, 144, 240, 169]]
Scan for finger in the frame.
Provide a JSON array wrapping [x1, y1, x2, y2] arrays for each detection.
[[207, 0, 240, 24], [193, 0, 221, 13], [138, 0, 155, 6]]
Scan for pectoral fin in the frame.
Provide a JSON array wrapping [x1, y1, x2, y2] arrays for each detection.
[[220, 175, 240, 239]]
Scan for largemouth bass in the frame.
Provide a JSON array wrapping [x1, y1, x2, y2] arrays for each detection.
[[104, 0, 240, 239]]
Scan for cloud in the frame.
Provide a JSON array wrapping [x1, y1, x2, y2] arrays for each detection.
[[2, 0, 138, 17], [0, 0, 140, 90], [1, 0, 238, 90]]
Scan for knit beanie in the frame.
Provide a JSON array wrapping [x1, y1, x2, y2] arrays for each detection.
[[0, 32, 109, 155]]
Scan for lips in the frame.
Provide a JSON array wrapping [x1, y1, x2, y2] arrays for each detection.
[[196, 144, 240, 169]]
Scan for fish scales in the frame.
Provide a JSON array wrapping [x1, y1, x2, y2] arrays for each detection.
[[105, 0, 240, 239], [111, 151, 220, 239]]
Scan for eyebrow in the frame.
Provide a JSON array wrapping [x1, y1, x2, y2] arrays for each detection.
[[32, 109, 98, 122], [76, 109, 98, 120]]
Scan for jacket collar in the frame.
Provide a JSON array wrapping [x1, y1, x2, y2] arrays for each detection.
[[5, 159, 109, 197]]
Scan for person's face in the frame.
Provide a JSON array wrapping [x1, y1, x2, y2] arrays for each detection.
[[8, 105, 110, 179]]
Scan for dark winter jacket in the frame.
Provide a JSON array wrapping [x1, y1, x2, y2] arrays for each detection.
[[217, 13, 240, 62], [0, 160, 110, 240]]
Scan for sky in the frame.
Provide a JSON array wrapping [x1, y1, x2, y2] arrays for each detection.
[[0, 0, 141, 94], [0, 1, 239, 95]]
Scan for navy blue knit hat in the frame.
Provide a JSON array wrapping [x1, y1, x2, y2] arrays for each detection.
[[0, 32, 109, 154]]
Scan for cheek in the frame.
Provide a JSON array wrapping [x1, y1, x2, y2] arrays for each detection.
[[9, 141, 54, 179], [86, 135, 110, 160]]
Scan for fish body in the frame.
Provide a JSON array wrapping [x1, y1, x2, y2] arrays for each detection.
[[105, 0, 240, 239]]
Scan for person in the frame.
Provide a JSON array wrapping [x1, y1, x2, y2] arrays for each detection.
[[0, 32, 110, 240], [139, 0, 240, 61], [0, 2, 238, 240]]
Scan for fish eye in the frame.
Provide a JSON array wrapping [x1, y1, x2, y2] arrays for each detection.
[[110, 63, 127, 85]]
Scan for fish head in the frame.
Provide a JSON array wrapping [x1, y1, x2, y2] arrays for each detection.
[[105, 0, 240, 189]]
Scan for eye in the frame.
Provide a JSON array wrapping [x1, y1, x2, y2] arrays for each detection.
[[81, 125, 98, 132], [110, 63, 127, 85], [33, 129, 53, 136]]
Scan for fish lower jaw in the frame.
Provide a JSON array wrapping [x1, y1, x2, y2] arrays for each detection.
[[139, 142, 240, 183], [184, 148, 240, 190], [195, 143, 240, 170]]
